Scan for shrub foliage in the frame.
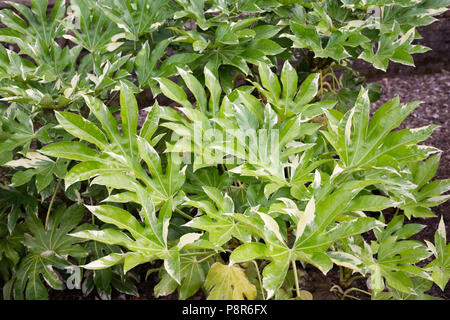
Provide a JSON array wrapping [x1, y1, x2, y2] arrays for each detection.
[[0, 0, 449, 300]]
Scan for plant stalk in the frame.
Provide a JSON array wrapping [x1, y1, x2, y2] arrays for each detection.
[[292, 260, 301, 299], [175, 207, 193, 220], [45, 179, 61, 230]]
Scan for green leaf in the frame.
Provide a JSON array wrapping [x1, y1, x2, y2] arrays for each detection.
[[294, 73, 319, 107], [347, 195, 397, 212], [280, 61, 298, 101], [262, 255, 291, 299], [140, 102, 160, 143], [204, 61, 221, 116], [178, 254, 208, 300], [216, 24, 239, 45], [40, 141, 100, 162], [71, 229, 137, 251], [12, 204, 87, 300], [204, 262, 256, 300], [82, 253, 126, 270], [85, 205, 148, 243], [258, 62, 281, 100], [230, 243, 268, 263], [425, 217, 450, 291], [164, 247, 181, 285], [55, 111, 108, 150], [177, 67, 207, 114], [64, 0, 122, 53], [120, 84, 139, 156], [64, 161, 125, 189], [155, 77, 193, 109], [354, 216, 432, 294], [98, 0, 173, 41]]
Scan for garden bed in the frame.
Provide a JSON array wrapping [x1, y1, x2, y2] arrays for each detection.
[[1, 0, 449, 302]]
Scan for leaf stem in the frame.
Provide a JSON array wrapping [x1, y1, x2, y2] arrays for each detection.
[[197, 253, 217, 263], [45, 178, 61, 230], [179, 251, 215, 257], [252, 260, 265, 300], [292, 260, 301, 298], [175, 207, 193, 220], [342, 287, 371, 300], [393, 207, 400, 217]]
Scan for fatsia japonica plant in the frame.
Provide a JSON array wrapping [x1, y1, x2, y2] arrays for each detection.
[[0, 0, 449, 300]]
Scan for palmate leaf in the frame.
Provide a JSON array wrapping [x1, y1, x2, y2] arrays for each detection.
[[322, 88, 438, 169], [204, 262, 257, 300], [189, 181, 384, 297], [282, 1, 447, 71], [10, 0, 447, 301], [97, 0, 175, 41], [63, 0, 123, 53], [0, 183, 37, 235], [84, 53, 134, 97], [0, 1, 85, 106], [70, 203, 166, 272], [156, 64, 235, 171], [320, 87, 443, 210], [359, 28, 429, 71], [12, 251, 68, 300], [0, 105, 50, 165], [71, 202, 173, 276], [425, 217, 450, 291], [250, 61, 337, 121], [0, 44, 37, 82], [156, 61, 222, 117], [225, 100, 325, 195], [9, 204, 87, 300], [399, 154, 450, 218], [40, 86, 192, 284], [0, 1, 85, 102], [184, 186, 251, 246], [226, 179, 384, 298], [158, 67, 325, 192], [70, 201, 206, 285], [345, 215, 432, 295], [390, 277, 441, 300], [286, 22, 363, 61], [81, 231, 140, 300], [183, 166, 233, 196], [170, 10, 285, 77], [154, 252, 211, 300], [0, 0, 66, 60], [41, 86, 185, 206], [135, 40, 181, 92], [0, 212, 25, 279], [5, 151, 68, 194], [224, 103, 288, 186]]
